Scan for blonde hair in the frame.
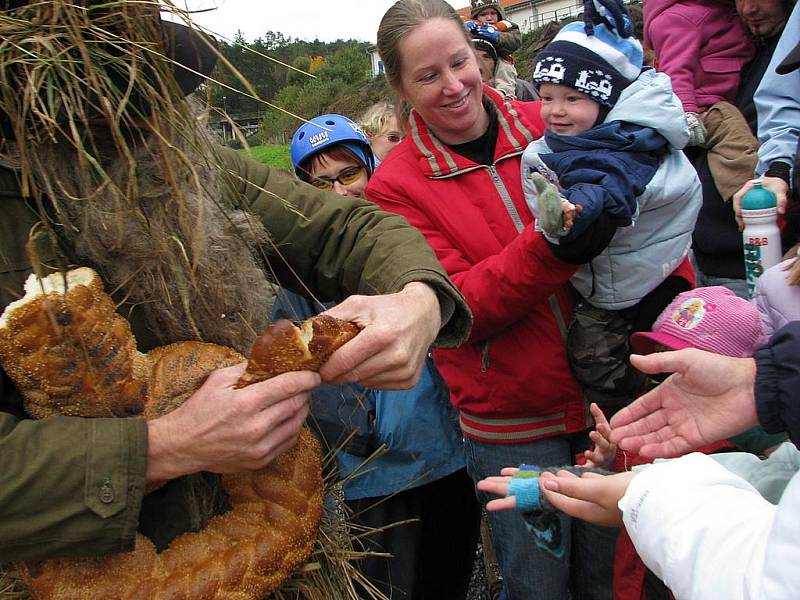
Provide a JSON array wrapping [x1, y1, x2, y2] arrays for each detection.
[[359, 101, 398, 138], [377, 0, 469, 120]]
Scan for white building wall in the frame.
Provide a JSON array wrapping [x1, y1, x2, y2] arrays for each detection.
[[504, 0, 584, 34]]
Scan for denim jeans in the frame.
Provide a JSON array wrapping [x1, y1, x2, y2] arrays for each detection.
[[464, 433, 618, 600]]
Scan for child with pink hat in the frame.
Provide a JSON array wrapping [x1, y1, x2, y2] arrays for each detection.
[[630, 285, 765, 358]]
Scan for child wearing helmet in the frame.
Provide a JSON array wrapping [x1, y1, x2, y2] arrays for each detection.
[[290, 113, 375, 198], [283, 114, 480, 599]]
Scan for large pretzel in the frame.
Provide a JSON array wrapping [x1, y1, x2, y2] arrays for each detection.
[[0, 268, 359, 599]]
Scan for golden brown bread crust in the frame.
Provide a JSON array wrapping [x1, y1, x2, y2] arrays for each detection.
[[19, 429, 323, 600], [143, 342, 244, 419], [0, 268, 324, 600], [236, 315, 359, 387], [0, 268, 146, 418]]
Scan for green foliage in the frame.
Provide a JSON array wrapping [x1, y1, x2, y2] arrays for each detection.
[[259, 44, 381, 142], [207, 31, 369, 118], [240, 144, 292, 172], [314, 47, 370, 85]]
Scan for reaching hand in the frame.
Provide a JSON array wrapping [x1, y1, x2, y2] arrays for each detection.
[[609, 350, 758, 458], [539, 470, 637, 527], [532, 172, 574, 235], [732, 177, 789, 230], [146, 363, 317, 483], [320, 282, 441, 389], [583, 403, 617, 469], [477, 467, 520, 511]]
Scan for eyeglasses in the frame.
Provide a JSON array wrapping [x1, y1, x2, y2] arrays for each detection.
[[309, 165, 366, 191]]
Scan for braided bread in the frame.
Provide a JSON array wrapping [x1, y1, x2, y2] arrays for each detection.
[[0, 268, 334, 600], [0, 268, 146, 418], [237, 315, 360, 387]]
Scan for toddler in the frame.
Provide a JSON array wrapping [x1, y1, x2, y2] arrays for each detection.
[[522, 0, 702, 417], [358, 101, 403, 167], [465, 0, 521, 98], [645, 0, 758, 201]]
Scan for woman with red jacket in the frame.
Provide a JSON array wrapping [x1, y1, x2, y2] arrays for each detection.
[[366, 1, 631, 598]]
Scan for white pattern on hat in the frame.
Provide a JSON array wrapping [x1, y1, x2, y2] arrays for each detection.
[[555, 28, 641, 81]]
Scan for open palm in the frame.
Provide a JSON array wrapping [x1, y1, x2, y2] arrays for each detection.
[[609, 349, 758, 458]]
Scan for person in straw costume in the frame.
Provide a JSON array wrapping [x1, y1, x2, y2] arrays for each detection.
[[0, 1, 471, 597]]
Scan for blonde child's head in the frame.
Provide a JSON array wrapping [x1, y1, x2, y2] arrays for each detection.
[[359, 101, 404, 161]]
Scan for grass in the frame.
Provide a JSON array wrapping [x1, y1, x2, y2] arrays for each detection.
[[241, 144, 293, 172]]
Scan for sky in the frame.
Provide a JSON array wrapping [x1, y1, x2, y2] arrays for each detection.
[[170, 0, 467, 45]]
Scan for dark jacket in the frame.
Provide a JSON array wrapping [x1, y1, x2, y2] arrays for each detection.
[[539, 123, 663, 237], [755, 321, 800, 446], [0, 148, 471, 561]]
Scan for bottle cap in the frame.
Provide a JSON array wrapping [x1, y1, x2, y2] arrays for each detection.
[[741, 181, 777, 210]]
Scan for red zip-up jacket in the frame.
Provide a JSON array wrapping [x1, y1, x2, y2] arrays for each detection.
[[366, 87, 590, 443]]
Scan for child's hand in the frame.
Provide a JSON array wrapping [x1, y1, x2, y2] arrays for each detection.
[[477, 467, 520, 511], [532, 172, 575, 235], [540, 470, 637, 527], [582, 402, 617, 470]]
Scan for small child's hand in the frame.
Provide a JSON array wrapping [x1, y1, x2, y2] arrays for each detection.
[[539, 470, 636, 527], [477, 467, 520, 511], [532, 172, 575, 235], [582, 402, 617, 470]]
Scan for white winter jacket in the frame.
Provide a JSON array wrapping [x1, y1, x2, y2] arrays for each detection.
[[620, 451, 800, 599]]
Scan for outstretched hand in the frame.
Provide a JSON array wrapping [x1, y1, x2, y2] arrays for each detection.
[[320, 282, 441, 389], [583, 403, 617, 469], [609, 349, 758, 458], [477, 467, 520, 511], [539, 470, 637, 527]]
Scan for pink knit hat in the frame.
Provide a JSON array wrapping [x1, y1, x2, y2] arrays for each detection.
[[630, 286, 765, 358]]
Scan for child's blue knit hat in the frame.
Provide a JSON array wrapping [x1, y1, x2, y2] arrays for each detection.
[[532, 0, 643, 108]]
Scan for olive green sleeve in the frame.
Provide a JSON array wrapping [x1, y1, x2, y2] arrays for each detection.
[[219, 148, 472, 348], [0, 409, 148, 561]]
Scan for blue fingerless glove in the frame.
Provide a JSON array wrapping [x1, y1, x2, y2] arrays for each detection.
[[508, 464, 546, 512], [507, 464, 613, 559], [478, 23, 500, 43], [464, 19, 479, 33]]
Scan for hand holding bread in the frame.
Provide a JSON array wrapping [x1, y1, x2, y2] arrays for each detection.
[[320, 281, 442, 389]]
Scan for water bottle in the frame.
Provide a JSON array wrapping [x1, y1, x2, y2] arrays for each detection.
[[742, 181, 782, 298]]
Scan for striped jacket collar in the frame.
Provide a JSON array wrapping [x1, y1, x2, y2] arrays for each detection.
[[407, 85, 539, 178]]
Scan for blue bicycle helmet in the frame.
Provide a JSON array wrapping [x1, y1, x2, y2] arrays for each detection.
[[290, 113, 376, 179]]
